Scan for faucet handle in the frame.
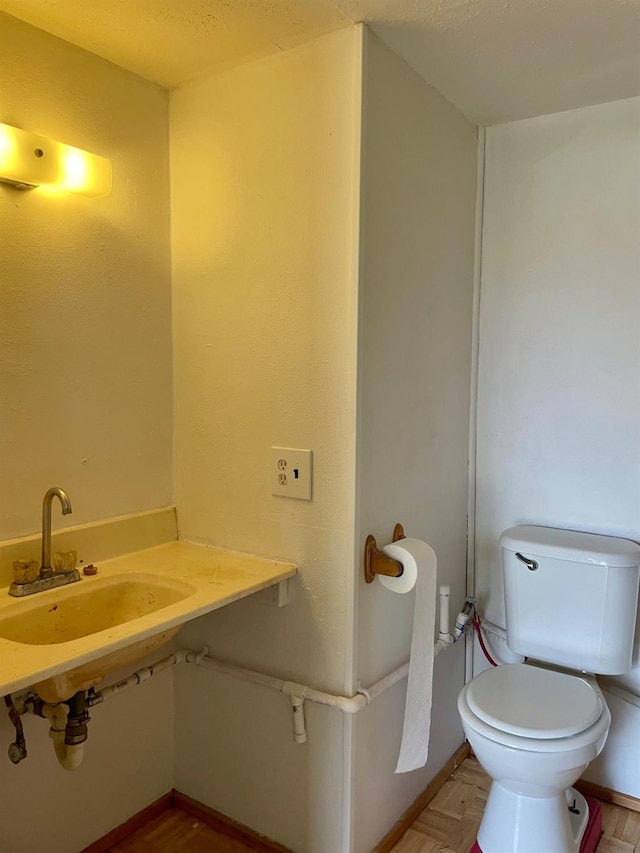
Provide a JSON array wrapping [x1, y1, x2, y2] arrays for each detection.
[[53, 551, 78, 574], [13, 560, 39, 585]]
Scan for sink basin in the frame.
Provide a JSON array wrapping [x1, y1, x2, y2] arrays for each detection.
[[0, 573, 196, 702]]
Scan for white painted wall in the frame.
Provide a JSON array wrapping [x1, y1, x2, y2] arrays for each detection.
[[0, 13, 173, 541], [352, 31, 477, 852], [0, 15, 175, 850], [476, 96, 640, 793], [170, 28, 362, 852], [0, 671, 174, 852]]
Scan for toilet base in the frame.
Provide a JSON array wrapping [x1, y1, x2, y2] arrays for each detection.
[[468, 789, 602, 853]]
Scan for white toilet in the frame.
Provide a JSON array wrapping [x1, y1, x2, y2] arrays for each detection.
[[458, 525, 640, 853]]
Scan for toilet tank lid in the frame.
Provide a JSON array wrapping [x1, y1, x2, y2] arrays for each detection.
[[500, 526, 640, 568]]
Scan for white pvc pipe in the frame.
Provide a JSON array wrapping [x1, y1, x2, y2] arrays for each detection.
[[40, 702, 85, 772], [27, 639, 453, 765], [290, 696, 307, 744], [282, 679, 366, 714], [75, 607, 459, 747], [50, 731, 84, 772], [89, 626, 454, 721], [193, 639, 453, 741], [439, 585, 451, 640], [365, 662, 410, 704], [96, 650, 185, 702], [189, 653, 286, 693], [434, 635, 454, 655]]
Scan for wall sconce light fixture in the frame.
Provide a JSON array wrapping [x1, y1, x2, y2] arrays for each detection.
[[0, 122, 111, 198]]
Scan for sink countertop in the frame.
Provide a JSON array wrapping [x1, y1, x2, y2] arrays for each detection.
[[0, 540, 297, 696]]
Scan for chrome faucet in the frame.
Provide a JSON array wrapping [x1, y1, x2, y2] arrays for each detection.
[[8, 487, 81, 597], [40, 487, 73, 578]]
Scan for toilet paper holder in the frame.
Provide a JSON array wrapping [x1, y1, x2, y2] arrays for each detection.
[[364, 523, 406, 583]]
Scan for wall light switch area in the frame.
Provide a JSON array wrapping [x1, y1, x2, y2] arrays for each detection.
[[271, 447, 312, 501]]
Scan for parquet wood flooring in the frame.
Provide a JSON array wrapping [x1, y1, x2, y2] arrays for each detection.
[[105, 758, 640, 852], [390, 758, 640, 853], [106, 808, 273, 852]]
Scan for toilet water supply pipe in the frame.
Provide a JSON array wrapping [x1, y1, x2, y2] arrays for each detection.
[[14, 586, 468, 766], [473, 612, 498, 667]]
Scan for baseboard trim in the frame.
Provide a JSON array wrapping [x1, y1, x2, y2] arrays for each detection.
[[373, 742, 471, 853], [575, 779, 640, 813], [173, 791, 293, 851], [81, 791, 173, 853], [81, 789, 292, 852]]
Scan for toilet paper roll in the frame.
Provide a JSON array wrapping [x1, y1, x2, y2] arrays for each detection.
[[382, 537, 437, 774], [378, 546, 418, 594]]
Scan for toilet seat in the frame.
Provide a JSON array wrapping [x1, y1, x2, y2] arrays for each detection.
[[466, 664, 603, 739]]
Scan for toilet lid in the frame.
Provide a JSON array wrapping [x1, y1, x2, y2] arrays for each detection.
[[466, 664, 603, 739]]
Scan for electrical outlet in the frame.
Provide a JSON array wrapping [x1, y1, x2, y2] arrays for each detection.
[[271, 447, 312, 500]]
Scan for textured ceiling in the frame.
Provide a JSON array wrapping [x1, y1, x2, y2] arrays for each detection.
[[0, 0, 351, 89], [338, 0, 640, 124], [1, 0, 639, 124]]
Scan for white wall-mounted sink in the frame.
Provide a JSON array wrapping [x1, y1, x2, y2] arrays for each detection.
[[0, 541, 297, 703]]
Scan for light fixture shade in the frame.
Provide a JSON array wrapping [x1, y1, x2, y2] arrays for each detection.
[[0, 122, 111, 198]]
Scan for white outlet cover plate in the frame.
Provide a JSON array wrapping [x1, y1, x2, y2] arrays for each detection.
[[271, 447, 312, 501]]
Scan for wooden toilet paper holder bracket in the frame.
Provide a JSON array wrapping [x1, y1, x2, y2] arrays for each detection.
[[364, 523, 406, 584]]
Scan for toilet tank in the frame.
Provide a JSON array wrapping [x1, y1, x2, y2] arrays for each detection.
[[500, 526, 640, 674]]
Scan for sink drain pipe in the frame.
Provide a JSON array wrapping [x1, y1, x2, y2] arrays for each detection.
[[41, 700, 85, 772], [19, 692, 89, 771]]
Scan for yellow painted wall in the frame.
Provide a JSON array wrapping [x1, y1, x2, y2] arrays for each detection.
[[0, 12, 173, 541], [0, 14, 174, 852], [170, 27, 362, 852]]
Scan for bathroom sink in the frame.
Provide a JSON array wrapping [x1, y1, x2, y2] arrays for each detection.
[[0, 573, 195, 645], [0, 573, 196, 701], [0, 540, 297, 703]]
